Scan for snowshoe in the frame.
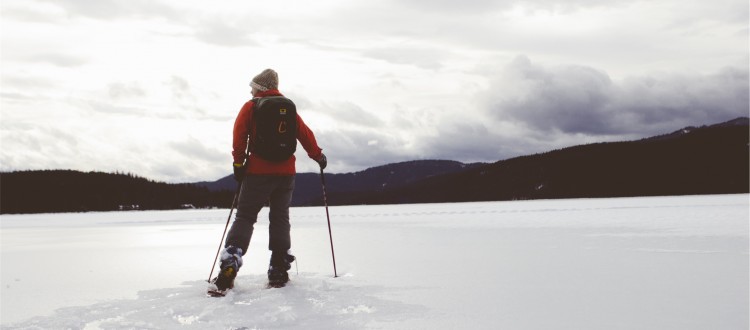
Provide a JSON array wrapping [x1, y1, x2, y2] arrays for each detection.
[[207, 246, 243, 297], [267, 266, 289, 288], [267, 251, 295, 287], [207, 286, 229, 297]]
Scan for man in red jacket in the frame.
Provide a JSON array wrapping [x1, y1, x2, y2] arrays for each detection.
[[213, 68, 327, 291]]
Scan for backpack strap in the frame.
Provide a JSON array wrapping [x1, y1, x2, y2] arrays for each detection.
[[248, 97, 267, 129], [250, 97, 261, 109]]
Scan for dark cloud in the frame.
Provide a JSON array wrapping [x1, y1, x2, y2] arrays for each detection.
[[612, 67, 750, 133], [485, 56, 615, 134], [481, 56, 749, 137]]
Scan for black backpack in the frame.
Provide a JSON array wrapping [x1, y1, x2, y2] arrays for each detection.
[[250, 96, 298, 162]]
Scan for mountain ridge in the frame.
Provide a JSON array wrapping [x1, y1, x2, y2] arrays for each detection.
[[2, 117, 747, 213]]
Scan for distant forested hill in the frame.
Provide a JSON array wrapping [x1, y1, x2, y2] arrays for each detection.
[[322, 117, 749, 205], [0, 171, 233, 214]]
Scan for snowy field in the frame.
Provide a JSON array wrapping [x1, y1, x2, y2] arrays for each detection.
[[1, 194, 748, 329]]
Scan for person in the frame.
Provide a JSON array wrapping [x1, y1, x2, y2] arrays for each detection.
[[212, 68, 327, 291]]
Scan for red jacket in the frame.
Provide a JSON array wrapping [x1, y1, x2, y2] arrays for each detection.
[[232, 89, 323, 175]]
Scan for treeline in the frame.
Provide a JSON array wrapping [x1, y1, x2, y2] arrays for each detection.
[[0, 171, 234, 214], [321, 118, 749, 205]]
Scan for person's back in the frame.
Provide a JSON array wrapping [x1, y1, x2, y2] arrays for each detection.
[[209, 68, 327, 295]]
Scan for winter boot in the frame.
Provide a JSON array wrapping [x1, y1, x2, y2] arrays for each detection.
[[212, 246, 243, 291], [267, 250, 295, 285]]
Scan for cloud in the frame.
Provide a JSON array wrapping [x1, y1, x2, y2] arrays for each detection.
[[404, 107, 550, 164], [192, 20, 258, 47], [0, 123, 84, 172], [300, 0, 747, 79], [370, 56, 749, 165], [315, 128, 410, 172], [28, 53, 89, 67], [317, 101, 385, 127], [0, 74, 57, 90], [396, 0, 630, 13], [418, 121, 495, 161], [164, 76, 212, 117], [361, 47, 445, 70], [612, 67, 749, 132], [83, 99, 149, 116], [108, 82, 147, 99], [168, 76, 191, 99], [169, 136, 226, 164], [481, 56, 749, 136], [36, 0, 182, 21], [484, 56, 616, 134]]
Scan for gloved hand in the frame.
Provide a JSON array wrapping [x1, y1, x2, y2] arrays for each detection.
[[316, 153, 327, 170], [233, 162, 247, 182]]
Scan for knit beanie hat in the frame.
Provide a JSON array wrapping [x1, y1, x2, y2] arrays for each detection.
[[250, 69, 279, 91]]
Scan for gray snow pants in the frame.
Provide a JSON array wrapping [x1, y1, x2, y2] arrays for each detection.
[[224, 175, 295, 255]]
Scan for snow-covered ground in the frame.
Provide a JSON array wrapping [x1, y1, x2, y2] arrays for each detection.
[[1, 194, 748, 329]]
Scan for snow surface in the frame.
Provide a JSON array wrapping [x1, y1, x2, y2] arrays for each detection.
[[1, 194, 748, 329]]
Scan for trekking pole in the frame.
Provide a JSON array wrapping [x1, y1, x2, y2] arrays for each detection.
[[320, 168, 338, 278], [207, 182, 242, 283]]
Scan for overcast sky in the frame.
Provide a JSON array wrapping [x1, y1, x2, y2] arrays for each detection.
[[1, 0, 748, 183]]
